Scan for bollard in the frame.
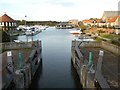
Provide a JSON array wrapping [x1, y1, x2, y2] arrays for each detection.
[[18, 53, 23, 69], [88, 51, 92, 66]]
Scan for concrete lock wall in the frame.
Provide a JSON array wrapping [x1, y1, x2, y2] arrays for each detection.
[[23, 63, 31, 88], [80, 65, 87, 88], [86, 73, 95, 88], [14, 70, 25, 88], [28, 48, 42, 78], [1, 40, 41, 50], [29, 50, 40, 78], [2, 70, 14, 89], [71, 40, 114, 89], [83, 41, 120, 55], [1, 40, 42, 89], [1, 42, 32, 50], [101, 41, 120, 55]]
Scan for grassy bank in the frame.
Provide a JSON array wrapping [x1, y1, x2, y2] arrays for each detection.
[[95, 34, 120, 46]]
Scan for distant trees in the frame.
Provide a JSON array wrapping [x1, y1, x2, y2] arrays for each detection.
[[16, 20, 26, 25], [16, 20, 60, 26], [90, 18, 99, 20]]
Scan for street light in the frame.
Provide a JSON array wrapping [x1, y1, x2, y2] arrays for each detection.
[[25, 15, 27, 27]]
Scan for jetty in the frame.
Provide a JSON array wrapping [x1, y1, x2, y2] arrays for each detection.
[[71, 40, 119, 89], [0, 40, 42, 89]]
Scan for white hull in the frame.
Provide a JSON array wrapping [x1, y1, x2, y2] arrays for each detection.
[[69, 30, 82, 34]]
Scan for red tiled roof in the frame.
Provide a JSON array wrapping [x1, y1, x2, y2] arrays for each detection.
[[0, 14, 15, 22], [82, 19, 93, 23], [96, 18, 102, 23], [108, 16, 120, 23]]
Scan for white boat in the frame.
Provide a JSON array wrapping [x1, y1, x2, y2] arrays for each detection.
[[34, 25, 47, 30], [25, 27, 42, 36], [69, 29, 82, 34], [14, 40, 22, 43]]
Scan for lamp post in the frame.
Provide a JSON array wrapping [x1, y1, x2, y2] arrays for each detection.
[[25, 15, 27, 27], [25, 15, 28, 42]]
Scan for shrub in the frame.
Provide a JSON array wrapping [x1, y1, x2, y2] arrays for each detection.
[[95, 37, 102, 42], [98, 30, 105, 33], [111, 39, 120, 46]]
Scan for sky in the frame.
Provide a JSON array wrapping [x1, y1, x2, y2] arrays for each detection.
[[0, 0, 119, 21]]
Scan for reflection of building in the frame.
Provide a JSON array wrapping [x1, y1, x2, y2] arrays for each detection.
[[0, 14, 17, 30], [56, 22, 74, 29]]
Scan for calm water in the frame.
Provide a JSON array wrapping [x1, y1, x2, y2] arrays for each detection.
[[18, 27, 82, 88]]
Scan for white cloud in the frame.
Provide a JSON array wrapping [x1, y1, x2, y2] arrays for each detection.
[[0, 0, 119, 21]]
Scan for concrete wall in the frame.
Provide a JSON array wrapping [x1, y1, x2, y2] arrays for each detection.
[[1, 40, 42, 89], [101, 41, 120, 55], [1, 40, 41, 50], [71, 40, 111, 89], [83, 41, 120, 55]]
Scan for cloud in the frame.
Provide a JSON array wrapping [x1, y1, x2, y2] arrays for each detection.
[[45, 0, 77, 7], [0, 0, 119, 21]]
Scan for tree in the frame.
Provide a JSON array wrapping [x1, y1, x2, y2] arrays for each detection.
[[78, 21, 87, 30]]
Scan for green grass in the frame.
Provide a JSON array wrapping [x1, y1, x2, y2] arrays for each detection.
[[101, 34, 120, 40], [95, 37, 102, 42], [100, 34, 120, 46]]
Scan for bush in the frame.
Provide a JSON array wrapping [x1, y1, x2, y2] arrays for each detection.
[[111, 39, 120, 46], [98, 30, 105, 33], [95, 37, 102, 42]]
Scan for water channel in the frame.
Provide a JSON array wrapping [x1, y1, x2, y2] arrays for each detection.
[[18, 27, 82, 88]]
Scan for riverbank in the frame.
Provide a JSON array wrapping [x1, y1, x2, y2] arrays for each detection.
[[84, 28, 120, 46]]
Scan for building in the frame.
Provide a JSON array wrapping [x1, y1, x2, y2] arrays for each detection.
[[107, 16, 120, 28], [68, 19, 79, 27], [82, 19, 94, 27], [95, 19, 102, 27], [56, 22, 74, 29], [0, 13, 17, 30], [102, 11, 120, 22]]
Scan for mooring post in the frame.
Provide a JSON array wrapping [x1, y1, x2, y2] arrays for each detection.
[[96, 50, 104, 73], [88, 52, 92, 66], [18, 53, 23, 69], [94, 50, 110, 88]]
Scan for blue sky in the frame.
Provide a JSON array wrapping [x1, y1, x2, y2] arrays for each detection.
[[0, 0, 119, 21]]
